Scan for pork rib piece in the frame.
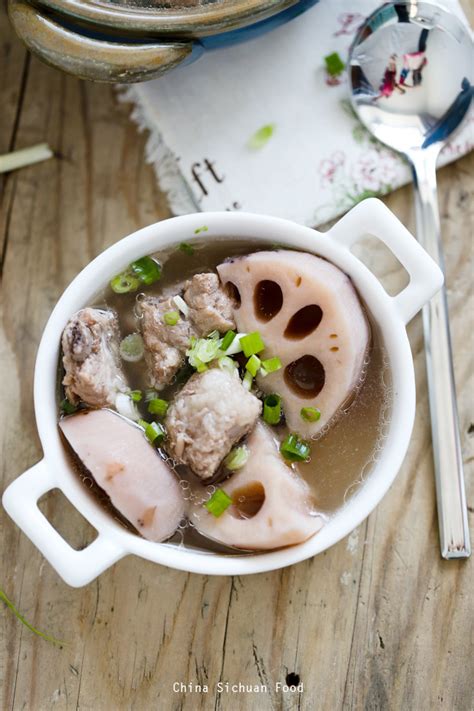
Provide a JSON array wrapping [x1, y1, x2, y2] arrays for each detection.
[[190, 422, 323, 550], [165, 367, 262, 480], [184, 272, 235, 336], [138, 272, 235, 390], [60, 409, 184, 542], [217, 250, 370, 438], [62, 307, 128, 408]]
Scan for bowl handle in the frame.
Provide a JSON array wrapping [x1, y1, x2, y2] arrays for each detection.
[[2, 460, 125, 587], [328, 198, 444, 324]]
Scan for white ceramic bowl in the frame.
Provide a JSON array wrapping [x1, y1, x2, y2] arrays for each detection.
[[2, 199, 443, 587]]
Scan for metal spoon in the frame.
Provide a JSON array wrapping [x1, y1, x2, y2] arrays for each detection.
[[348, 1, 472, 559]]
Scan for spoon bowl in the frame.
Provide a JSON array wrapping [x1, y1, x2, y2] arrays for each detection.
[[349, 1, 473, 155]]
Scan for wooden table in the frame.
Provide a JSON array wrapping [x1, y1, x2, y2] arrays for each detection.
[[1, 3, 473, 708]]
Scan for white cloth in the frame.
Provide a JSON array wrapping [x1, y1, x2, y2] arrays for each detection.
[[120, 0, 472, 226]]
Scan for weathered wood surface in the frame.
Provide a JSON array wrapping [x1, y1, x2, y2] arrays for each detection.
[[0, 3, 472, 708]]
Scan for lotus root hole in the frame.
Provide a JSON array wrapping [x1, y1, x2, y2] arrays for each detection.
[[284, 305, 323, 340], [284, 355, 326, 398], [230, 482, 265, 519], [254, 280, 283, 322], [225, 281, 241, 308]]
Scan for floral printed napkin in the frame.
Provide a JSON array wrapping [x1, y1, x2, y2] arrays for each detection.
[[120, 0, 472, 226]]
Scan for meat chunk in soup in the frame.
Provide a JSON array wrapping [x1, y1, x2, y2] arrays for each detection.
[[138, 295, 198, 390], [165, 368, 262, 480], [183, 272, 235, 335], [217, 250, 369, 438], [62, 308, 128, 408], [190, 422, 323, 549], [60, 409, 184, 542]]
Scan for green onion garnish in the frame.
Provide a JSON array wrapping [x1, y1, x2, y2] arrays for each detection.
[[147, 398, 168, 417], [263, 394, 282, 425], [60, 398, 77, 415], [130, 256, 161, 286], [110, 256, 161, 293], [240, 331, 265, 357], [224, 445, 249, 471], [138, 419, 165, 445], [186, 335, 221, 370], [221, 330, 236, 351], [300, 407, 321, 422], [179, 242, 194, 255], [130, 390, 142, 402], [110, 272, 141, 294], [242, 371, 253, 391], [163, 311, 180, 326], [260, 356, 282, 376], [218, 355, 238, 375], [144, 388, 158, 402], [245, 354, 261, 377], [247, 123, 276, 150], [324, 52, 345, 77], [280, 433, 311, 462], [0, 588, 64, 646], [194, 226, 209, 234], [120, 333, 144, 362], [204, 488, 232, 517]]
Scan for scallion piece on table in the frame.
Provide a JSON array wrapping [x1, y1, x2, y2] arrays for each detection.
[[129, 390, 142, 402], [245, 354, 261, 377], [242, 371, 253, 391], [179, 242, 195, 255], [224, 445, 249, 471], [240, 331, 265, 357], [280, 433, 311, 462], [221, 330, 236, 351], [260, 356, 282, 376], [119, 333, 144, 362], [130, 256, 161, 285], [60, 398, 77, 415], [300, 406, 321, 422], [138, 419, 165, 445], [0, 588, 64, 646], [263, 394, 282, 425], [147, 398, 168, 417], [247, 124, 276, 150], [163, 311, 180, 326], [204, 488, 232, 517]]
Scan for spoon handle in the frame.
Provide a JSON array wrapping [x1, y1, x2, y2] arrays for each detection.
[[410, 148, 470, 559]]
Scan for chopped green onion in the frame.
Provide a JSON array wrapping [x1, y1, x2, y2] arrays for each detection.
[[163, 311, 180, 326], [129, 390, 142, 402], [207, 330, 220, 340], [179, 242, 194, 255], [260, 356, 282, 376], [240, 331, 265, 357], [144, 388, 158, 402], [138, 419, 165, 445], [221, 330, 236, 351], [147, 398, 168, 417], [263, 394, 282, 425], [218, 355, 238, 376], [220, 332, 245, 356], [204, 488, 232, 517], [194, 226, 208, 234], [247, 123, 276, 150], [60, 398, 77, 415], [280, 433, 311, 462], [0, 588, 64, 646], [242, 371, 253, 391], [130, 256, 161, 286], [120, 333, 144, 362], [246, 354, 261, 377], [110, 271, 141, 294], [172, 294, 189, 318], [324, 52, 345, 77], [300, 407, 321, 423], [186, 335, 221, 370], [224, 445, 249, 471]]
